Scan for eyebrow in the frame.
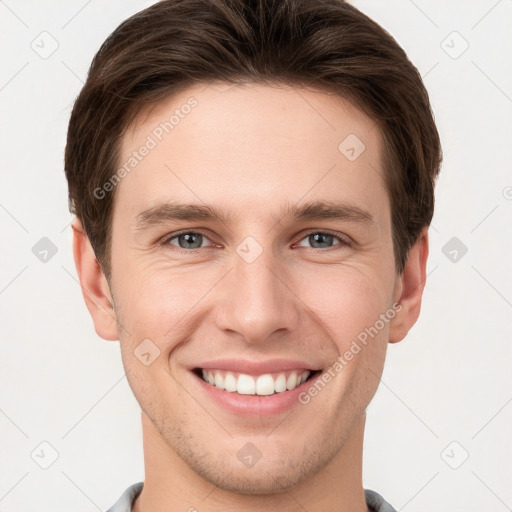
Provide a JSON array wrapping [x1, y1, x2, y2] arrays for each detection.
[[134, 199, 375, 231]]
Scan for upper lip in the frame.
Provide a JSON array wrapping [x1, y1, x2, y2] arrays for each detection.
[[192, 358, 321, 376]]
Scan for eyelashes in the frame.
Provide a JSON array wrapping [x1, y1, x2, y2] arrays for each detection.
[[295, 231, 352, 249], [162, 229, 352, 254]]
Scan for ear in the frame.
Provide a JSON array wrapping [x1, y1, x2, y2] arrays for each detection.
[[72, 218, 119, 341], [388, 227, 429, 343]]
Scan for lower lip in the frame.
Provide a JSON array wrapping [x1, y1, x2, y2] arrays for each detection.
[[191, 370, 321, 416]]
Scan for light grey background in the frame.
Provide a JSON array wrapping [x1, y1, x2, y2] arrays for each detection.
[[1, 1, 511, 511]]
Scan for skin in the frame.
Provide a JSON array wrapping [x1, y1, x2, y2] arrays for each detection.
[[72, 82, 428, 512]]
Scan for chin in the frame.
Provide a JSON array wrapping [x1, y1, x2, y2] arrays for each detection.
[[194, 460, 308, 495], [175, 433, 332, 496]]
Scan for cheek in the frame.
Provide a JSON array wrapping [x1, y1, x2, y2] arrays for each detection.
[[113, 265, 187, 410], [294, 265, 392, 399], [296, 263, 392, 342], [113, 260, 215, 352]]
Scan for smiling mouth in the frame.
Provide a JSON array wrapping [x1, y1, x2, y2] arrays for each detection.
[[193, 368, 321, 396]]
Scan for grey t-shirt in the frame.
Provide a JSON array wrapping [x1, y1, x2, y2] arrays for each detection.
[[105, 482, 397, 512]]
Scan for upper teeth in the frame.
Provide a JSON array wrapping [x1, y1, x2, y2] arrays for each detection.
[[201, 369, 311, 395]]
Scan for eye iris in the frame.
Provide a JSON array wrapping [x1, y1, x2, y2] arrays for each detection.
[[310, 233, 333, 249], [179, 233, 202, 249], [172, 232, 339, 250]]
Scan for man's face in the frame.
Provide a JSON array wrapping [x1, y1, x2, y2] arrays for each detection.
[[107, 82, 402, 492]]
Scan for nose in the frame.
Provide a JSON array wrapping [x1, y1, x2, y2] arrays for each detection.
[[214, 247, 301, 345]]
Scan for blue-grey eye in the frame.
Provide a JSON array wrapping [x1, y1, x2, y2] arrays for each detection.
[[296, 232, 344, 249], [168, 232, 206, 249]]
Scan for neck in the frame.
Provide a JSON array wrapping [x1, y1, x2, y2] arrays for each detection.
[[133, 411, 370, 512]]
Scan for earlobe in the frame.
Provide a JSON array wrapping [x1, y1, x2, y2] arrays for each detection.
[[388, 227, 429, 344], [71, 218, 119, 341]]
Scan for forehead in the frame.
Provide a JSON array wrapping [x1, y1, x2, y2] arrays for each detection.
[[114, 82, 388, 225]]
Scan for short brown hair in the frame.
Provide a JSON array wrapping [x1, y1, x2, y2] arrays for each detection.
[[65, 0, 442, 282]]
